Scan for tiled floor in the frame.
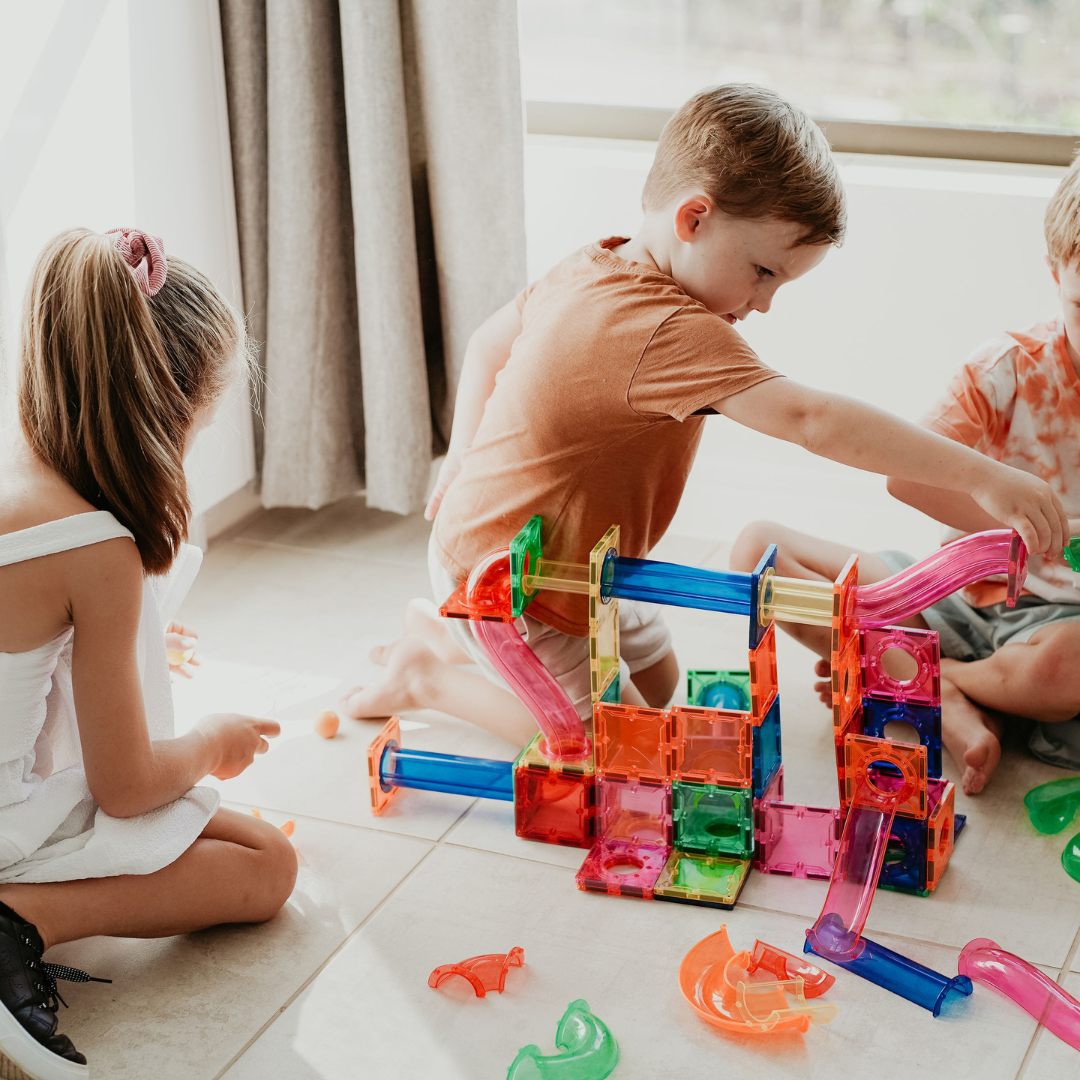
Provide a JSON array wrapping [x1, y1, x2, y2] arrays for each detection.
[[53, 499, 1080, 1078]]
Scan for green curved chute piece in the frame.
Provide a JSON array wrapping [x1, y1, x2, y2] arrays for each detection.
[[506, 998, 619, 1080], [1062, 833, 1080, 884], [1024, 776, 1080, 835], [1064, 537, 1080, 574]]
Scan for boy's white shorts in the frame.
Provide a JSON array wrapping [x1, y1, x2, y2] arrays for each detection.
[[428, 532, 672, 721]]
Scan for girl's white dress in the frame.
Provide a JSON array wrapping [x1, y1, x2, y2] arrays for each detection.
[[0, 511, 218, 883]]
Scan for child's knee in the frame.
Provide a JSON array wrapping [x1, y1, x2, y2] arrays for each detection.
[[249, 824, 298, 922], [730, 521, 782, 572], [1027, 634, 1080, 722]]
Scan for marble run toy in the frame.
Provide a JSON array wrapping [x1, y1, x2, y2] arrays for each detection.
[[959, 938, 1080, 1051], [507, 998, 619, 1080], [428, 947, 524, 998], [679, 927, 838, 1035], [367, 521, 1036, 916]]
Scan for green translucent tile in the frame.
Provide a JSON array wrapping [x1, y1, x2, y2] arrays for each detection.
[[510, 515, 543, 618], [654, 850, 751, 908], [687, 669, 751, 711], [672, 781, 754, 857], [600, 673, 620, 704]]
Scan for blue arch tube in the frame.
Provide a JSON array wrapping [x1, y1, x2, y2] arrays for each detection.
[[804, 934, 972, 1016], [380, 745, 514, 801]]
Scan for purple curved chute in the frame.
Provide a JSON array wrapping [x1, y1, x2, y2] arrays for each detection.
[[853, 530, 1027, 629]]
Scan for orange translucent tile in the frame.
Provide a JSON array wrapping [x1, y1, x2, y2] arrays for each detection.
[[926, 780, 956, 890], [593, 702, 670, 784], [749, 622, 779, 722], [366, 716, 401, 816], [844, 733, 928, 820], [671, 705, 753, 788]]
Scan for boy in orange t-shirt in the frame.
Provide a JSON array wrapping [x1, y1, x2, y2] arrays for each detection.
[[732, 154, 1080, 796], [344, 85, 1066, 749]]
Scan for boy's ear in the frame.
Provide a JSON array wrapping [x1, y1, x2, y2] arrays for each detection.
[[1046, 254, 1061, 286], [673, 195, 713, 242]]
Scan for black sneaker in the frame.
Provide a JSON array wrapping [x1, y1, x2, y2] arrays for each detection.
[[0, 904, 106, 1079]]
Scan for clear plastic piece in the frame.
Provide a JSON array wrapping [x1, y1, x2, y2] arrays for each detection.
[[748, 941, 835, 998], [852, 529, 1027, 628], [958, 938, 1080, 1049]]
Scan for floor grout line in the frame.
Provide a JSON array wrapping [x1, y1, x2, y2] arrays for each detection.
[[211, 841, 441, 1080], [210, 798, 479, 1079], [229, 535, 431, 572]]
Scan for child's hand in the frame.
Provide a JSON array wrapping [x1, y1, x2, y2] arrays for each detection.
[[166, 620, 200, 679], [424, 449, 463, 521], [197, 713, 281, 780], [970, 465, 1068, 556]]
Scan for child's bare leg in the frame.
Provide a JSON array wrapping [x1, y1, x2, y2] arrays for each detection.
[[0, 809, 297, 952], [941, 623, 1080, 723], [370, 598, 472, 666], [729, 520, 917, 658], [343, 636, 537, 746], [938, 676, 1003, 796]]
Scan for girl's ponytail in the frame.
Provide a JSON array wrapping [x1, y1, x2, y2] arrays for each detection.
[[18, 229, 244, 575]]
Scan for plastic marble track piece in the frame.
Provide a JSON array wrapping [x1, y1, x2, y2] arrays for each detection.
[[366, 716, 401, 816], [748, 941, 836, 998], [507, 998, 619, 1080], [428, 947, 525, 998]]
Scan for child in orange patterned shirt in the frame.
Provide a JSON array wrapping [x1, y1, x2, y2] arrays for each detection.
[[732, 155, 1080, 796]]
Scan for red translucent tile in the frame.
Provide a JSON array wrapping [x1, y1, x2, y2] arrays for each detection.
[[861, 627, 941, 706], [514, 764, 595, 848]]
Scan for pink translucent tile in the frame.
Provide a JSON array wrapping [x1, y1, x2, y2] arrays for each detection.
[[754, 800, 842, 881], [860, 627, 941, 706]]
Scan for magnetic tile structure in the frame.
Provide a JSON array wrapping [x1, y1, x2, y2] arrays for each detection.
[[371, 516, 967, 912]]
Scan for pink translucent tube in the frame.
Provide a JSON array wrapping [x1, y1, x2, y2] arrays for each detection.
[[958, 939, 1080, 1051], [464, 548, 590, 762], [805, 778, 901, 962], [853, 530, 1027, 629]]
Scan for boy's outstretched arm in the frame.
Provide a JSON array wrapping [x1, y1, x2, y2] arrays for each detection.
[[424, 299, 523, 520], [716, 377, 1068, 555]]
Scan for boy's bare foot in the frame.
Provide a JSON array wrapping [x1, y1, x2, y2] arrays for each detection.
[[939, 669, 1003, 795], [370, 598, 472, 667], [343, 635, 442, 718]]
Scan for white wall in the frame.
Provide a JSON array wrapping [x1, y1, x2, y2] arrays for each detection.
[[0, 0, 254, 518], [525, 135, 1064, 559]]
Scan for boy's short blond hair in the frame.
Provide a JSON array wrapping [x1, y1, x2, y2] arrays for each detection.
[[1045, 152, 1080, 268], [642, 84, 846, 246]]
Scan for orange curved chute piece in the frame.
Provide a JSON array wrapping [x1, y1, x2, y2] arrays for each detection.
[[679, 927, 837, 1036], [428, 947, 525, 998]]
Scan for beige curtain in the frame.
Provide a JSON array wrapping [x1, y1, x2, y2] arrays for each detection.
[[219, 0, 526, 513]]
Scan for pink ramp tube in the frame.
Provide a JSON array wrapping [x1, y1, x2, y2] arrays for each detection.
[[958, 939, 1080, 1052], [471, 620, 590, 760], [853, 530, 1027, 629], [805, 774, 901, 962]]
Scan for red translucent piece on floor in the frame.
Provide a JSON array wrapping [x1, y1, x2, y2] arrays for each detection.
[[428, 947, 525, 998], [748, 941, 836, 998]]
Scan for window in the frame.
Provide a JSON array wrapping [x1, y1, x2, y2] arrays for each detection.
[[521, 1, 1080, 162]]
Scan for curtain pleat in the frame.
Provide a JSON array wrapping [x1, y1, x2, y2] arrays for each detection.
[[219, 0, 526, 513]]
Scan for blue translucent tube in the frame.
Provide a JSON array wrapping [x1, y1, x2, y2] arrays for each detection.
[[604, 557, 753, 615], [379, 746, 514, 801], [804, 933, 973, 1016]]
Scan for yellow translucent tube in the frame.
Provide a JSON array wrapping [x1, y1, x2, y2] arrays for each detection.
[[761, 574, 834, 627], [522, 559, 591, 596]]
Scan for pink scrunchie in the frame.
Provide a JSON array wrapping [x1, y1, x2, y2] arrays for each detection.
[[107, 228, 167, 297]]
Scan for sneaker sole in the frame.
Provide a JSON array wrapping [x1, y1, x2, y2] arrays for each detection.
[[0, 1005, 86, 1080]]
